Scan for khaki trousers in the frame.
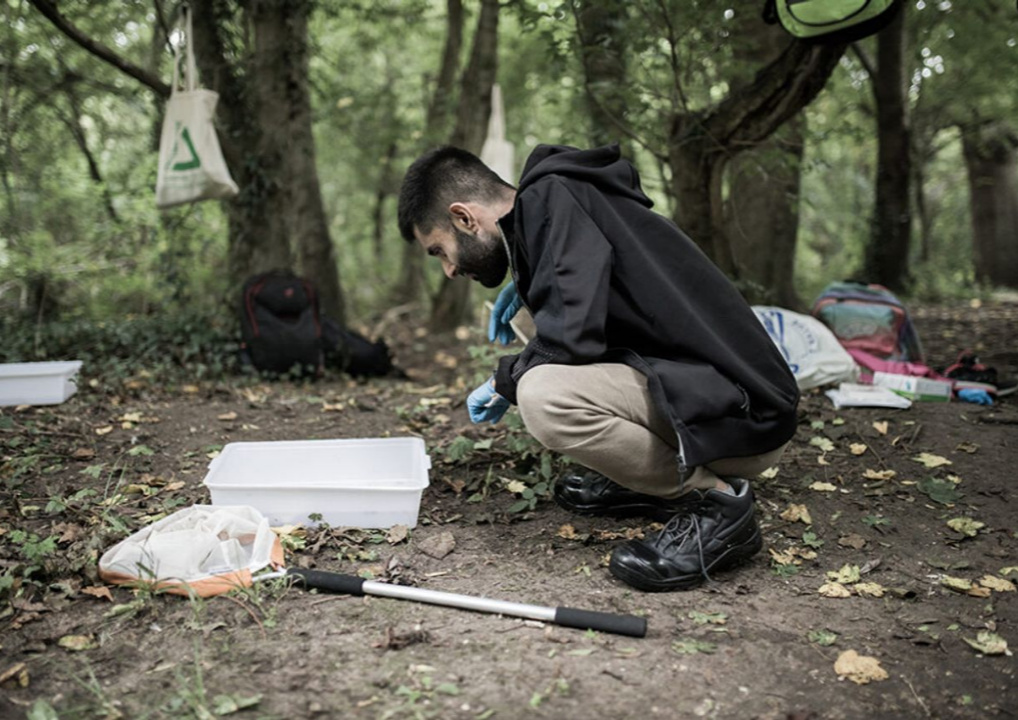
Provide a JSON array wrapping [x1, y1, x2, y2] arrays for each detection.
[[516, 363, 787, 498]]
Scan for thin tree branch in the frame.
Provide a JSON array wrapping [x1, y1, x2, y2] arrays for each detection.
[[850, 42, 878, 104], [654, 0, 690, 114], [27, 0, 171, 98], [56, 90, 119, 223]]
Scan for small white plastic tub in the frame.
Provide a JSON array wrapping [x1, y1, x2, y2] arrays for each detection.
[[0, 361, 84, 407], [202, 437, 431, 529]]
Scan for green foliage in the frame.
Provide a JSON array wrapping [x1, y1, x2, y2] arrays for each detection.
[[2, 0, 1014, 330], [1, 528, 59, 598], [0, 309, 241, 382]]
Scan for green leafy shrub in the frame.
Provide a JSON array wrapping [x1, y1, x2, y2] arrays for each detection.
[[0, 310, 241, 383]]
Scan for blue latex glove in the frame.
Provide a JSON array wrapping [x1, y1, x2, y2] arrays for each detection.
[[467, 377, 510, 424], [488, 281, 523, 345], [957, 388, 993, 405]]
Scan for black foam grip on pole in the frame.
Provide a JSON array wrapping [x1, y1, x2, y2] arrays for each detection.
[[554, 607, 647, 638], [287, 568, 366, 596]]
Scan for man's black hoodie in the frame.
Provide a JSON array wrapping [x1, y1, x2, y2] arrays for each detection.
[[494, 144, 799, 479]]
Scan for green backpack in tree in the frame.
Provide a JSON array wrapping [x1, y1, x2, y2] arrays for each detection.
[[763, 0, 901, 43]]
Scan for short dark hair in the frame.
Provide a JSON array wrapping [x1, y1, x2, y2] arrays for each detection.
[[397, 146, 514, 243]]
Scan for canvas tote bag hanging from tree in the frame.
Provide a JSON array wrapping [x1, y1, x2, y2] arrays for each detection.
[[155, 8, 238, 209]]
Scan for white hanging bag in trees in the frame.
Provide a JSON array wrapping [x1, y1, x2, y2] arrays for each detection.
[[480, 84, 515, 184], [155, 9, 238, 208]]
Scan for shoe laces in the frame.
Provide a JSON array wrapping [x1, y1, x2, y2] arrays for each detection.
[[656, 510, 713, 583]]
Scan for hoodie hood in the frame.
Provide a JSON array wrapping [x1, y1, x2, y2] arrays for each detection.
[[517, 144, 653, 208]]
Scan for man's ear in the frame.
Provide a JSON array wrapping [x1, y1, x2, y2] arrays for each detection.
[[448, 202, 478, 233]]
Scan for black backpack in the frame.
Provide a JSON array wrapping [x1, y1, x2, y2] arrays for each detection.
[[763, 0, 901, 44], [240, 271, 323, 376], [321, 317, 405, 379]]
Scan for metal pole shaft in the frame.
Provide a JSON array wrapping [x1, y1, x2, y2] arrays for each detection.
[[363, 580, 557, 622]]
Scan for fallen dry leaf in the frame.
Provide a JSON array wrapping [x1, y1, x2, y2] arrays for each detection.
[[964, 631, 1011, 656], [827, 564, 862, 584], [95, 426, 113, 436], [71, 448, 95, 460], [946, 517, 985, 538], [386, 525, 409, 544], [979, 575, 1016, 593], [809, 481, 837, 493], [592, 528, 644, 541], [271, 524, 306, 538], [56, 523, 84, 544], [862, 468, 896, 481], [770, 548, 801, 566], [557, 524, 580, 540], [0, 662, 28, 689], [941, 575, 992, 597], [418, 531, 456, 559], [818, 582, 852, 598], [182, 384, 201, 394], [872, 421, 889, 435], [955, 442, 979, 454], [940, 575, 974, 592], [834, 650, 889, 684], [58, 634, 97, 652], [505, 480, 527, 495], [810, 436, 835, 453], [164, 481, 186, 492], [758, 467, 779, 479], [321, 403, 345, 412], [217, 411, 238, 421], [81, 586, 114, 602], [849, 443, 868, 456], [121, 412, 142, 423], [1000, 567, 1018, 577], [912, 452, 952, 469], [853, 582, 886, 598], [838, 534, 868, 550], [780, 504, 812, 525]]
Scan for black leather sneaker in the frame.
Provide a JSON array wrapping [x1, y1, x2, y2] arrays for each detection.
[[608, 477, 762, 592], [553, 471, 705, 522]]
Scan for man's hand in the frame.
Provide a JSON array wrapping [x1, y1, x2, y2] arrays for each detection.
[[488, 281, 522, 345], [467, 377, 510, 424]]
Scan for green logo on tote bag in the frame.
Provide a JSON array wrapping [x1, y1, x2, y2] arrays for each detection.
[[165, 123, 201, 171]]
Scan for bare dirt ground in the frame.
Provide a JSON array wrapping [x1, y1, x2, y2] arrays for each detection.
[[2, 301, 1016, 719]]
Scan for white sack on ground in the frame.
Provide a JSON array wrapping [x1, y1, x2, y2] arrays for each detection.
[[99, 505, 281, 597], [753, 306, 859, 390]]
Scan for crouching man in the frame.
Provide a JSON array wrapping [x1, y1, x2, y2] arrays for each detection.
[[397, 144, 799, 592]]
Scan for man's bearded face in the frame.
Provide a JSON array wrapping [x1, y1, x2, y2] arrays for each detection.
[[452, 226, 508, 288]]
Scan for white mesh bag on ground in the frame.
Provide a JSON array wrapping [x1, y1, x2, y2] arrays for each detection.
[[99, 505, 283, 597], [753, 305, 859, 390]]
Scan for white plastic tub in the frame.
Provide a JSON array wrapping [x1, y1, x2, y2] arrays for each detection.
[[202, 437, 431, 529], [0, 361, 83, 407]]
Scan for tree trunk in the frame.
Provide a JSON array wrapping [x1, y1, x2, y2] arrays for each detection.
[[913, 152, 932, 264], [423, 0, 464, 148], [962, 122, 1018, 288], [723, 15, 804, 308], [249, 0, 344, 321], [430, 0, 501, 333], [862, 5, 911, 291], [189, 1, 293, 300], [725, 117, 805, 308], [668, 39, 845, 280], [572, 0, 630, 152], [394, 0, 464, 308]]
